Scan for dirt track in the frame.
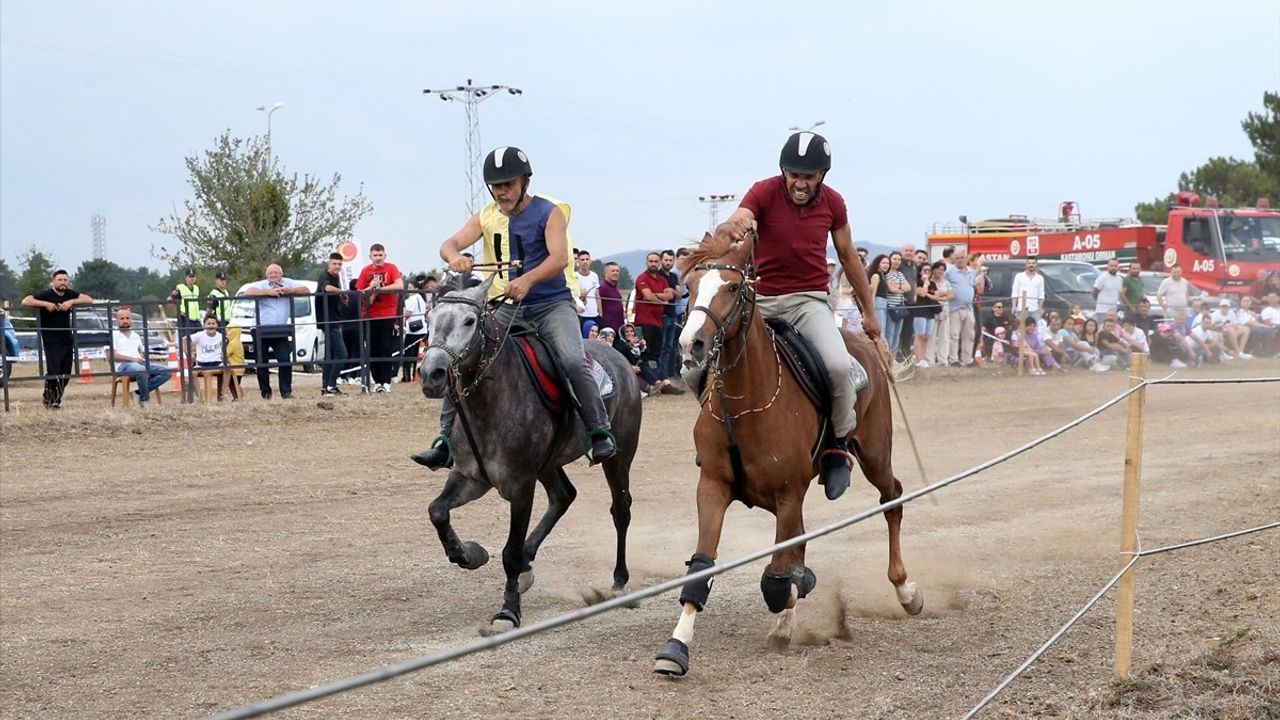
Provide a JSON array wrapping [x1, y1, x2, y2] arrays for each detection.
[[2, 361, 1278, 719]]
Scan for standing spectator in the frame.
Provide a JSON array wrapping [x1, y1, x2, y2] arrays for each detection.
[[1010, 257, 1046, 324], [598, 261, 625, 334], [356, 243, 405, 393], [914, 249, 929, 268], [1120, 262, 1145, 319], [925, 261, 953, 367], [317, 252, 348, 396], [659, 249, 683, 379], [206, 271, 232, 326], [970, 253, 990, 358], [944, 251, 979, 367], [1091, 258, 1124, 322], [401, 274, 432, 382], [856, 247, 868, 269], [168, 268, 203, 335], [21, 269, 94, 409], [911, 263, 940, 368], [825, 257, 841, 310], [1249, 269, 1270, 304], [338, 279, 363, 385], [634, 251, 674, 382], [243, 263, 309, 399], [575, 250, 601, 332], [1156, 263, 1193, 315], [897, 242, 919, 357], [870, 253, 909, 359], [111, 307, 169, 403]]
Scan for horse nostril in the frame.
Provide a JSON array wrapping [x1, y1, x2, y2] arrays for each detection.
[[427, 367, 446, 384], [690, 339, 705, 362]]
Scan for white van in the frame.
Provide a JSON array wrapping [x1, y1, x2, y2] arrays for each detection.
[[230, 280, 324, 372]]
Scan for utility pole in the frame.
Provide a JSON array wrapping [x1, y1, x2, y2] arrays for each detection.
[[698, 194, 737, 231], [91, 214, 106, 260], [424, 79, 524, 215]]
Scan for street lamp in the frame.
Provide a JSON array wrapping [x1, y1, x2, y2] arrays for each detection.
[[788, 120, 826, 133], [256, 102, 285, 147]]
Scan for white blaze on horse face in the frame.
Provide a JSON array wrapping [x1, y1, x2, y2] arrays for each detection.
[[679, 270, 728, 357]]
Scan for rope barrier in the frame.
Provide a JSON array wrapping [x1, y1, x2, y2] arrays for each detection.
[[207, 374, 1280, 719], [962, 520, 1280, 719]]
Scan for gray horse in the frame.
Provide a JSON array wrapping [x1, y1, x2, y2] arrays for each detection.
[[418, 278, 642, 633]]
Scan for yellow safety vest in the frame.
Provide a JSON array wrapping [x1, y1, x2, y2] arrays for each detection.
[[207, 288, 231, 321], [175, 283, 202, 320], [478, 194, 580, 303]]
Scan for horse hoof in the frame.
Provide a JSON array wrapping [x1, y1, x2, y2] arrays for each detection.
[[518, 570, 535, 594], [459, 542, 489, 570], [653, 638, 689, 677], [903, 587, 925, 616], [480, 617, 516, 637]]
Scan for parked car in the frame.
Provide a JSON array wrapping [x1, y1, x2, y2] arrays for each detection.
[[11, 306, 168, 355], [230, 280, 323, 372], [978, 260, 1099, 327]]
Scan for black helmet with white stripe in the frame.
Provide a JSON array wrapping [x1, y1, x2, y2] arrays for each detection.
[[483, 146, 533, 185], [779, 132, 832, 174]]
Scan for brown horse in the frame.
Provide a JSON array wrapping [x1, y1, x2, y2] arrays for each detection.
[[652, 232, 924, 676]]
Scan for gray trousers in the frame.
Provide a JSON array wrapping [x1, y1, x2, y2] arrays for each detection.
[[439, 299, 611, 434], [758, 291, 863, 437]]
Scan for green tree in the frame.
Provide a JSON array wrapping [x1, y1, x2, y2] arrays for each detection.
[[73, 258, 132, 300], [16, 248, 56, 301], [152, 131, 373, 278], [0, 258, 18, 305], [1241, 90, 1279, 183]]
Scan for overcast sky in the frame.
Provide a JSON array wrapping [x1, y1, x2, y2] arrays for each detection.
[[2, 0, 1277, 277]]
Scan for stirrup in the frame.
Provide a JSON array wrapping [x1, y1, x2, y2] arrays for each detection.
[[412, 434, 454, 469], [582, 428, 618, 464]]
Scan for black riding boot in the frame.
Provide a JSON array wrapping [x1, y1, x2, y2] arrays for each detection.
[[819, 437, 852, 501], [411, 435, 453, 470], [588, 429, 617, 464]]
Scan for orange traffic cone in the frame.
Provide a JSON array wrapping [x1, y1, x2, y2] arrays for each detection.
[[77, 355, 93, 383], [167, 342, 183, 393]]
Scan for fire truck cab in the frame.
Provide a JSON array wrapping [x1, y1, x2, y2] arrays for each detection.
[[1160, 192, 1279, 294]]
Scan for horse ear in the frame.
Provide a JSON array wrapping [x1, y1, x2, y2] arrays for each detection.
[[703, 232, 713, 242], [474, 273, 496, 296]]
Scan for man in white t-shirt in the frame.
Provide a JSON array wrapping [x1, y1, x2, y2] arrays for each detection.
[[1091, 257, 1124, 321], [1210, 299, 1253, 359], [575, 249, 601, 333], [111, 307, 170, 402], [1156, 264, 1193, 314], [1010, 257, 1046, 323], [1189, 313, 1226, 363]]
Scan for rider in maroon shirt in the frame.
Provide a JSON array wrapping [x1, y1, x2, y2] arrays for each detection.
[[713, 132, 878, 500]]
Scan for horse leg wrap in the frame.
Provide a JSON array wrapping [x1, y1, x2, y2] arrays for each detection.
[[678, 553, 715, 611], [793, 565, 817, 599], [760, 569, 794, 614]]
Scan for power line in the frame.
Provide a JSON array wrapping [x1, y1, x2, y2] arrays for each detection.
[[423, 79, 523, 215], [697, 194, 737, 231]]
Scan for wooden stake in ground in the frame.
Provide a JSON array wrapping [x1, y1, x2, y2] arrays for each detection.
[[1114, 351, 1148, 679]]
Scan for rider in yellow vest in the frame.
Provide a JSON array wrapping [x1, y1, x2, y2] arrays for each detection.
[[168, 268, 202, 333], [411, 146, 616, 469]]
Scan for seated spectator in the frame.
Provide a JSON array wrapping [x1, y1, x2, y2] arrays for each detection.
[[1042, 313, 1075, 368], [1184, 299, 1206, 334], [1097, 318, 1132, 369], [1236, 295, 1276, 356], [586, 322, 600, 341], [1012, 317, 1052, 375], [1078, 319, 1110, 372], [1258, 293, 1280, 355], [1068, 303, 1086, 324], [1149, 321, 1193, 369], [1189, 313, 1226, 364], [981, 301, 1012, 359], [1131, 299, 1157, 334], [1121, 317, 1149, 354], [620, 323, 684, 397], [111, 307, 170, 403], [187, 314, 231, 400], [1210, 299, 1252, 359]]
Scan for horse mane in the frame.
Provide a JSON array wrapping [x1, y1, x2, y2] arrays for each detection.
[[677, 230, 752, 275]]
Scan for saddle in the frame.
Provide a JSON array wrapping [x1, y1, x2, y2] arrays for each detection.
[[510, 330, 615, 417], [764, 318, 833, 419]]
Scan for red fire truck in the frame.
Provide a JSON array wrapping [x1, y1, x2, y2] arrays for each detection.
[[925, 193, 1279, 294]]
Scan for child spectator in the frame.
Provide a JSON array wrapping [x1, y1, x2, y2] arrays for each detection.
[[188, 314, 230, 400]]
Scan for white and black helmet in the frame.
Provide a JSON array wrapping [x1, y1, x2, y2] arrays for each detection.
[[779, 132, 832, 174], [483, 146, 533, 185]]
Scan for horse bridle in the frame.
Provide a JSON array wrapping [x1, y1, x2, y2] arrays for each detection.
[[688, 262, 758, 379], [426, 292, 521, 397]]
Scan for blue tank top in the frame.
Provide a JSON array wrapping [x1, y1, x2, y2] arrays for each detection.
[[508, 196, 570, 305]]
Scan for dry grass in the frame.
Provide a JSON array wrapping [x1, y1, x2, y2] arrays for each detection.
[[1098, 628, 1280, 719]]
